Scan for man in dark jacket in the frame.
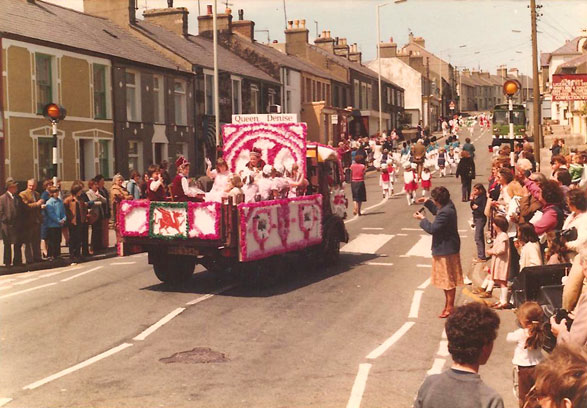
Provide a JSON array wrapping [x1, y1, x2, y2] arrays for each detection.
[[0, 180, 24, 266], [456, 151, 476, 202]]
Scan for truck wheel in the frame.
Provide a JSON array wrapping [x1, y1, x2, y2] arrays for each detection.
[[153, 258, 195, 284], [321, 228, 341, 266]]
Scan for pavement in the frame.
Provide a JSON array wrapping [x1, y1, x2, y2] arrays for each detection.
[[0, 123, 520, 408]]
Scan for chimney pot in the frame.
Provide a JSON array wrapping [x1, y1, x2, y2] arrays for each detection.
[[321, 30, 326, 37], [225, 7, 231, 14], [300, 19, 306, 28], [207, 4, 212, 14], [167, 0, 173, 7], [287, 20, 293, 29], [294, 19, 299, 28], [326, 30, 331, 38], [238, 9, 244, 20], [390, 37, 393, 43]]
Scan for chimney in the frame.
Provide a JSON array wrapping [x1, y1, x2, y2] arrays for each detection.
[[462, 69, 471, 77], [315, 29, 335, 53], [232, 9, 255, 41], [413, 36, 425, 48], [198, 4, 232, 36], [284, 18, 309, 58], [348, 43, 362, 64], [378, 36, 397, 58], [508, 67, 520, 78], [84, 0, 137, 26], [143, 7, 189, 37], [334, 37, 350, 58], [496, 65, 508, 78]]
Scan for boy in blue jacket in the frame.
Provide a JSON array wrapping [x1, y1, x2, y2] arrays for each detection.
[[45, 187, 66, 259]]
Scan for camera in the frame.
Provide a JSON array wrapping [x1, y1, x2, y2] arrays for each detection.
[[556, 226, 578, 242], [417, 207, 426, 215], [543, 308, 574, 353]]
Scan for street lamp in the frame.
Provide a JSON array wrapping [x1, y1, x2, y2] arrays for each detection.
[[376, 0, 407, 136]]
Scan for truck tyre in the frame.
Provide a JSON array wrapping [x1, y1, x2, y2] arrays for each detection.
[[153, 258, 195, 284], [321, 226, 341, 266]]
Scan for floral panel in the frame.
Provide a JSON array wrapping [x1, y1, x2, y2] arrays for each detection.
[[188, 202, 222, 240], [118, 200, 150, 237], [149, 202, 188, 240]]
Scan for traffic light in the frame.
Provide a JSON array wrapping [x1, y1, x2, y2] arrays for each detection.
[[42, 103, 67, 122], [503, 79, 521, 97]]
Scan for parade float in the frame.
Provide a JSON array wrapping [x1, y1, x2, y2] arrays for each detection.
[[119, 115, 349, 283]]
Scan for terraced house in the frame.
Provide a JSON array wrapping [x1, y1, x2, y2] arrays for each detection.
[[0, 0, 195, 184]]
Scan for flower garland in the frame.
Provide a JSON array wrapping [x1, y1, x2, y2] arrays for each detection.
[[149, 201, 188, 240], [118, 200, 150, 237], [188, 202, 222, 240]]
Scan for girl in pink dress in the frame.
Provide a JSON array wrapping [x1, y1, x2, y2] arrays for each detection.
[[486, 215, 511, 309], [403, 162, 418, 205], [379, 162, 392, 199], [420, 166, 432, 197]]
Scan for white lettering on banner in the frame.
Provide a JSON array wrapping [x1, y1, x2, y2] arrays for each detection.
[[231, 114, 299, 124], [552, 74, 587, 101]]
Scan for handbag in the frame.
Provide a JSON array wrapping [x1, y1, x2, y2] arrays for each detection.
[[86, 208, 99, 224]]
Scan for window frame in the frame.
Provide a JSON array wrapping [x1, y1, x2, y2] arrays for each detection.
[[353, 80, 360, 108], [125, 70, 142, 122], [231, 76, 242, 115], [92, 64, 111, 120], [153, 75, 165, 124], [173, 78, 187, 126], [127, 140, 143, 174], [250, 84, 260, 114], [35, 53, 54, 114], [204, 71, 215, 116]]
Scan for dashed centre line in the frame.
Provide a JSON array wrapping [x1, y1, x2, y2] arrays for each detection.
[[366, 322, 415, 360]]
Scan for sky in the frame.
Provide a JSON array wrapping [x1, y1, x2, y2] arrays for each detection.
[[45, 0, 586, 77]]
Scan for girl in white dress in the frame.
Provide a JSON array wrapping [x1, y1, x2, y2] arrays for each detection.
[[205, 158, 231, 202]]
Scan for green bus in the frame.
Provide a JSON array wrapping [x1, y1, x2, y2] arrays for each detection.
[[491, 104, 527, 141]]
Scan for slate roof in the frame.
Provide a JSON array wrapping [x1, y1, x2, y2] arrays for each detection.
[[540, 52, 552, 67], [133, 20, 278, 84], [550, 36, 586, 56], [0, 0, 181, 71], [309, 44, 402, 90], [229, 33, 343, 83]]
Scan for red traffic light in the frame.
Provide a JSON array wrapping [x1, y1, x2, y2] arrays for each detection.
[[42, 103, 67, 122]]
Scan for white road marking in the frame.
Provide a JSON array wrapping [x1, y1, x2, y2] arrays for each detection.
[[408, 290, 424, 319], [416, 264, 431, 268], [344, 215, 358, 224], [426, 358, 446, 376], [442, 329, 447, 339], [12, 278, 39, 286], [0, 278, 16, 285], [133, 307, 185, 341], [437, 340, 449, 357], [346, 363, 372, 408], [60, 266, 103, 282], [0, 282, 57, 300], [344, 198, 388, 225], [110, 261, 136, 265], [40, 267, 82, 278], [364, 262, 394, 266], [0, 398, 12, 407], [396, 233, 408, 236], [401, 228, 422, 231], [404, 235, 432, 258], [23, 343, 133, 390], [11, 266, 83, 286], [366, 322, 415, 360], [418, 278, 431, 289], [461, 235, 468, 238], [362, 227, 384, 230], [341, 234, 394, 255], [185, 284, 237, 306]]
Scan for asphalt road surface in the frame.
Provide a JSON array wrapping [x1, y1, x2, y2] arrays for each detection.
[[0, 124, 520, 408]]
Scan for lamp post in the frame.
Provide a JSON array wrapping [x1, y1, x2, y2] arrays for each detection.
[[377, 0, 406, 136], [212, 0, 220, 149]]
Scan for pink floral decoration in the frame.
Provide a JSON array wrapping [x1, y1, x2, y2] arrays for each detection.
[[188, 202, 222, 240], [118, 200, 150, 237], [237, 194, 323, 262], [223, 122, 307, 176]]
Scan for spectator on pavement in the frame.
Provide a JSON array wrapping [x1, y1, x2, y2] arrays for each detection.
[[111, 174, 132, 248], [64, 183, 87, 261], [550, 155, 568, 178], [534, 180, 566, 237], [413, 302, 503, 408], [40, 179, 53, 259], [527, 344, 587, 408], [0, 180, 23, 267], [19, 178, 44, 264], [45, 186, 66, 260], [414, 186, 463, 318], [86, 179, 107, 254], [126, 170, 142, 200], [95, 174, 111, 250]]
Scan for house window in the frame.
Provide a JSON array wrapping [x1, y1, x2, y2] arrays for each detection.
[[205, 73, 214, 115], [98, 139, 112, 179], [93, 64, 108, 119], [37, 137, 55, 180], [353, 80, 360, 108], [386, 88, 391, 105], [317, 82, 323, 102], [285, 69, 291, 86], [126, 71, 141, 122], [153, 75, 165, 124], [325, 84, 330, 106], [174, 79, 187, 125], [305, 78, 312, 103], [366, 84, 372, 110], [128, 140, 143, 173], [286, 90, 291, 112], [176, 142, 188, 159], [232, 78, 242, 114], [250, 84, 260, 114], [268, 89, 276, 107], [361, 83, 367, 109], [36, 54, 53, 114]]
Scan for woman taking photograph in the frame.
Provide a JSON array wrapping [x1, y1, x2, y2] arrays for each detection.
[[414, 186, 463, 318]]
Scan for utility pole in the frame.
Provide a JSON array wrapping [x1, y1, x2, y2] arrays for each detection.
[[426, 57, 431, 129], [282, 0, 288, 29], [213, 0, 220, 149], [530, 0, 542, 167]]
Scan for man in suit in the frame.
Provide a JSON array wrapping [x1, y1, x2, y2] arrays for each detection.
[[19, 178, 45, 264], [0, 180, 24, 266]]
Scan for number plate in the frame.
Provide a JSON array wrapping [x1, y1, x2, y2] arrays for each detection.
[[167, 247, 199, 256]]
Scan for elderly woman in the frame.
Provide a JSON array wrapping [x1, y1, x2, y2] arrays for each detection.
[[414, 187, 463, 318]]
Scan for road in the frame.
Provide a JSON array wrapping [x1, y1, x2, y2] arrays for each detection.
[[0, 124, 519, 408]]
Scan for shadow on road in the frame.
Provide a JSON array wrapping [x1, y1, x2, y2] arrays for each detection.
[[141, 252, 380, 298]]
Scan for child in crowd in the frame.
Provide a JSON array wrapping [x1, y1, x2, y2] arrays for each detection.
[[45, 187, 66, 260], [506, 301, 545, 408], [226, 175, 244, 205], [420, 166, 432, 197], [515, 223, 543, 270], [470, 183, 488, 262], [257, 165, 274, 201], [486, 215, 511, 309], [544, 231, 570, 265], [379, 162, 393, 199], [437, 148, 447, 177], [446, 148, 457, 175], [403, 162, 418, 205]]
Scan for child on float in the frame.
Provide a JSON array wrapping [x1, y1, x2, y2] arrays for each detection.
[[420, 166, 432, 197], [287, 162, 307, 198], [257, 164, 274, 201], [271, 164, 290, 199], [484, 215, 511, 309], [378, 162, 393, 199], [226, 175, 244, 206], [506, 301, 545, 408], [241, 173, 259, 203], [205, 157, 231, 202], [403, 162, 418, 205], [147, 164, 167, 201]]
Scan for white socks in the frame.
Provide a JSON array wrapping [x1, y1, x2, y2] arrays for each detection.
[[500, 287, 508, 304], [481, 276, 494, 292], [406, 194, 412, 205]]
